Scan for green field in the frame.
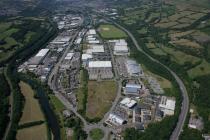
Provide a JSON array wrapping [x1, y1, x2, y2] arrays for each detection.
[[0, 22, 11, 33], [161, 47, 201, 65], [86, 81, 117, 119], [90, 128, 104, 140], [19, 81, 45, 124], [98, 24, 127, 39], [188, 60, 210, 78]]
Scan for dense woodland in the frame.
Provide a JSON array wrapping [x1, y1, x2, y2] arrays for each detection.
[[0, 73, 10, 138]]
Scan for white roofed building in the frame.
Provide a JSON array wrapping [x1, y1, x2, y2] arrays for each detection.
[[88, 29, 96, 35], [159, 96, 176, 116], [120, 97, 137, 109], [36, 49, 49, 57], [82, 54, 93, 66], [87, 61, 113, 80], [88, 61, 112, 68], [114, 45, 129, 55], [105, 113, 126, 126], [28, 49, 50, 65]]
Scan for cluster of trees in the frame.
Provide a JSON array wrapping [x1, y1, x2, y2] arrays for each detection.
[[18, 120, 45, 129], [0, 73, 10, 139], [65, 117, 87, 140]]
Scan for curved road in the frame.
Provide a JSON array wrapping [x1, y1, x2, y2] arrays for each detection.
[[111, 21, 189, 140]]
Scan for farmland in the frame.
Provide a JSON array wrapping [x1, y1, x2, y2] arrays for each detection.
[[187, 60, 210, 78], [98, 24, 127, 39], [19, 81, 45, 124], [16, 123, 48, 140], [0, 18, 51, 63], [86, 81, 117, 119]]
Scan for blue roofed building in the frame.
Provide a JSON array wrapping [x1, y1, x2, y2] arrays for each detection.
[[125, 83, 142, 96]]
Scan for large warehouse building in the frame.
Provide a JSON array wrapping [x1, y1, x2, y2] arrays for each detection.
[[28, 49, 50, 66], [126, 59, 143, 77], [113, 39, 129, 55], [87, 61, 113, 80]]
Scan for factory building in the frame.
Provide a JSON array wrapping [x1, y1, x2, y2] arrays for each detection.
[[114, 45, 129, 55], [75, 38, 82, 44], [120, 97, 137, 109], [126, 59, 143, 77], [88, 29, 96, 35], [125, 83, 142, 96], [106, 113, 126, 126], [28, 49, 50, 67], [159, 96, 176, 116], [60, 52, 74, 70], [82, 54, 93, 66], [86, 45, 105, 54], [88, 40, 100, 44], [88, 61, 113, 80]]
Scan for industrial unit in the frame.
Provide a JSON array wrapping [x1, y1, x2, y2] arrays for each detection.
[[125, 83, 142, 96], [159, 96, 176, 116], [87, 61, 113, 80], [126, 59, 143, 77]]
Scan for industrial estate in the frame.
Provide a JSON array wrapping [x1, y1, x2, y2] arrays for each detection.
[[1, 0, 210, 140], [18, 13, 177, 140]]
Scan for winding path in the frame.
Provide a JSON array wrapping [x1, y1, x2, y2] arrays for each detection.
[[111, 20, 189, 140]]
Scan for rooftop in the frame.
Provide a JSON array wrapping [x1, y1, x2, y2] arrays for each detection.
[[120, 97, 137, 108], [88, 61, 112, 68], [35, 49, 49, 57]]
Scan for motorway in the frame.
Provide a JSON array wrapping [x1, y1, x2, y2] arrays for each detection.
[[110, 20, 189, 140]]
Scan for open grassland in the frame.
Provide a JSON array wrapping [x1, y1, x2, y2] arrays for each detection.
[[188, 60, 210, 78], [170, 39, 202, 49], [86, 81, 117, 119], [142, 65, 172, 89], [155, 21, 178, 28], [0, 28, 19, 40], [169, 30, 195, 40], [150, 48, 167, 56], [146, 43, 156, 49], [19, 81, 45, 124], [162, 47, 201, 65], [16, 123, 48, 140], [98, 24, 127, 39], [0, 22, 11, 33]]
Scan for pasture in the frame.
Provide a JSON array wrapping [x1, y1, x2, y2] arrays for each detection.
[[188, 60, 210, 78], [162, 47, 201, 65]]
